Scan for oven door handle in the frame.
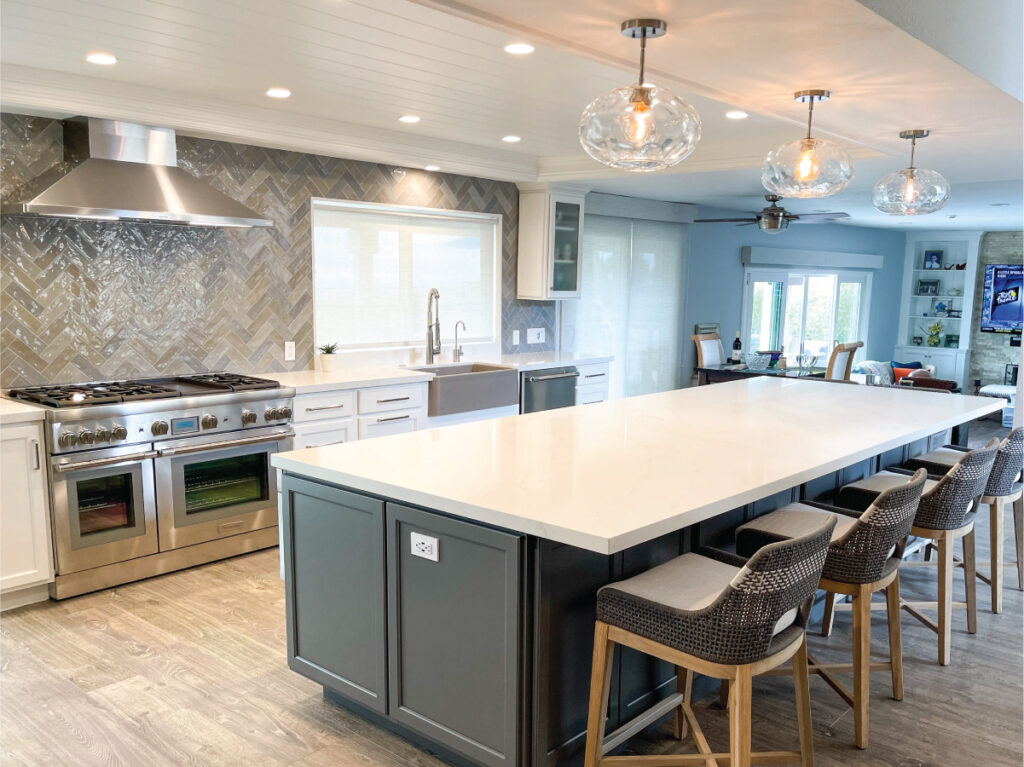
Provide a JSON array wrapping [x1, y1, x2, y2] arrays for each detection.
[[54, 450, 158, 473], [156, 431, 295, 457]]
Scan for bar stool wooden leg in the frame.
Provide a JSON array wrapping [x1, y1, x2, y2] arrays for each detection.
[[1014, 494, 1023, 591], [989, 497, 1005, 613], [718, 680, 729, 709], [584, 622, 614, 767], [729, 666, 753, 767], [963, 528, 978, 635], [674, 667, 694, 740], [851, 584, 871, 749], [885, 574, 904, 701], [937, 532, 953, 666], [820, 592, 836, 637], [791, 637, 814, 767]]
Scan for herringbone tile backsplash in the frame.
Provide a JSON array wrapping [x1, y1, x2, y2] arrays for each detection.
[[0, 113, 555, 388]]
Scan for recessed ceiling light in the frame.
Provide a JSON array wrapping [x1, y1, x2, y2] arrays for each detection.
[[504, 43, 534, 55], [265, 87, 291, 99], [86, 52, 117, 66], [725, 110, 748, 120], [424, 165, 441, 171], [399, 115, 421, 124], [502, 135, 521, 143]]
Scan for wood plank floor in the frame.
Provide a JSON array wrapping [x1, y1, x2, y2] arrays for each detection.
[[2, 501, 1021, 766]]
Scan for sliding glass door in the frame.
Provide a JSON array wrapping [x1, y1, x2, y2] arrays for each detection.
[[561, 216, 686, 399], [741, 268, 870, 363]]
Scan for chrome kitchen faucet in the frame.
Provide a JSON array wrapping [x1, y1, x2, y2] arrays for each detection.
[[426, 288, 441, 363]]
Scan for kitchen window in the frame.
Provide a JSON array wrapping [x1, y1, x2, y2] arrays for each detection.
[[312, 200, 501, 350], [740, 267, 872, 362]]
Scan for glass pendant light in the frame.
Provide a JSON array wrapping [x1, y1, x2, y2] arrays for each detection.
[[578, 19, 701, 172], [762, 89, 854, 198], [872, 130, 950, 215]]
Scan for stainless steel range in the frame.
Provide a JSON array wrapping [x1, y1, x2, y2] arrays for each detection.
[[7, 373, 294, 599]]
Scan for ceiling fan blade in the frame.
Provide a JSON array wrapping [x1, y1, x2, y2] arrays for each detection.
[[791, 212, 851, 223], [693, 218, 759, 223]]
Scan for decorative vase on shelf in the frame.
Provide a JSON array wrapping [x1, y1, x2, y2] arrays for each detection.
[[919, 322, 943, 348]]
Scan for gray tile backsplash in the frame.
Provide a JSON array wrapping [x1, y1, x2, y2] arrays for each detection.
[[0, 113, 555, 388]]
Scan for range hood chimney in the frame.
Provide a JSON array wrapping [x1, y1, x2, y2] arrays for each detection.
[[2, 118, 273, 228]]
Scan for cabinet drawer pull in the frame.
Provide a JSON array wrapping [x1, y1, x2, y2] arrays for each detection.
[[310, 439, 347, 448], [31, 440, 40, 470], [305, 404, 344, 412], [377, 414, 411, 423], [377, 396, 411, 404]]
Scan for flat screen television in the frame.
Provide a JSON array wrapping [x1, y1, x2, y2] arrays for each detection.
[[980, 263, 1024, 334]]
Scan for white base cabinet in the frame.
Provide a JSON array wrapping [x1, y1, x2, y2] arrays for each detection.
[[0, 422, 54, 609], [575, 361, 610, 405]]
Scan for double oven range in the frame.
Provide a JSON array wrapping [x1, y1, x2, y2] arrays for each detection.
[[8, 373, 294, 599]]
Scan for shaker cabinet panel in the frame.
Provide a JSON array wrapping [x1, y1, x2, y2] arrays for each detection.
[[282, 475, 388, 713], [0, 422, 53, 595], [517, 188, 585, 300], [386, 502, 522, 767]]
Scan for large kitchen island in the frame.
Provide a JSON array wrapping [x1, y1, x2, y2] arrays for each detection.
[[271, 378, 1004, 767]]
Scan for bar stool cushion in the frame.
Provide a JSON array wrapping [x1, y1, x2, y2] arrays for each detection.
[[597, 554, 799, 653], [737, 504, 858, 547], [838, 470, 938, 511]]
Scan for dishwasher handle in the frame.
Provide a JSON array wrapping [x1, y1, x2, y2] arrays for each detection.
[[526, 371, 580, 383]]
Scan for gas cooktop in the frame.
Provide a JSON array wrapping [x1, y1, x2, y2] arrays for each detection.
[[8, 373, 281, 408]]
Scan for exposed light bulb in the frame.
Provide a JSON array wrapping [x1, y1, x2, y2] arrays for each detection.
[[625, 103, 652, 146], [904, 173, 917, 202], [794, 139, 820, 182]]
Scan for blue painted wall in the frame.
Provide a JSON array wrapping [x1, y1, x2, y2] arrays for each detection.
[[682, 206, 907, 377]]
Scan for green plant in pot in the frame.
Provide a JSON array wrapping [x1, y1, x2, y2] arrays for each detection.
[[318, 342, 340, 372], [918, 322, 943, 348]]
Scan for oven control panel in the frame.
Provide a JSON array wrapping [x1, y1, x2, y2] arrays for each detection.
[[49, 395, 294, 454]]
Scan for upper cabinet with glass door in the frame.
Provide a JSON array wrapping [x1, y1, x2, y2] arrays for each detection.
[[517, 186, 585, 300]]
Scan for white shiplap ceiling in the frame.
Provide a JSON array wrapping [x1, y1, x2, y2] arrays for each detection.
[[1, 0, 1021, 229]]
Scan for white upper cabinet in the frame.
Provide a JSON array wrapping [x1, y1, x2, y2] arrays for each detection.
[[517, 186, 585, 300]]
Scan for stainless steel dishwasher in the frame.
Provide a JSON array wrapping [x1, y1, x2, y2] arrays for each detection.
[[519, 366, 579, 413]]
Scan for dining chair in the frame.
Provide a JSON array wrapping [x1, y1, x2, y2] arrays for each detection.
[[825, 341, 864, 381], [691, 333, 726, 368]]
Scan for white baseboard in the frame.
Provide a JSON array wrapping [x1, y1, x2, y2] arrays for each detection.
[[1, 583, 51, 612]]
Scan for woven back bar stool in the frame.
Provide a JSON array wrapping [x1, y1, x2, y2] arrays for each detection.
[[836, 439, 999, 666], [584, 515, 835, 767], [901, 427, 1023, 613], [734, 470, 927, 749]]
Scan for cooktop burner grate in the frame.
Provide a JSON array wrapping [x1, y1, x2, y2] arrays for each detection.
[[180, 373, 281, 391], [8, 381, 181, 408]]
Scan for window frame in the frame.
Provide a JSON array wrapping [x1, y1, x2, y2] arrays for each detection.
[[740, 265, 873, 360], [310, 198, 503, 352]]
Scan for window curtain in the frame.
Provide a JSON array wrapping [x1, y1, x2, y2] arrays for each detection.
[[561, 215, 686, 398]]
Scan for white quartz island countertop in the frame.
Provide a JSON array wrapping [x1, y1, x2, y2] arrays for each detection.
[[0, 397, 45, 424], [272, 378, 1004, 555]]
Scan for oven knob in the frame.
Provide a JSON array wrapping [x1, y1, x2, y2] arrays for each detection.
[[112, 425, 128, 440], [58, 430, 78, 448], [277, 406, 292, 420], [264, 407, 280, 421], [151, 420, 169, 436], [78, 429, 95, 445], [201, 414, 218, 430], [241, 409, 257, 425], [94, 427, 111, 443]]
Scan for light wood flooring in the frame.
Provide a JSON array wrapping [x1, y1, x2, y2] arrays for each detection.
[[2, 503, 1021, 766]]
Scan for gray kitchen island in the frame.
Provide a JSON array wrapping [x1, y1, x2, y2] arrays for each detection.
[[272, 378, 1003, 767]]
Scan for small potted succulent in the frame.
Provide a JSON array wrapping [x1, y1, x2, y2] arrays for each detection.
[[317, 342, 340, 372]]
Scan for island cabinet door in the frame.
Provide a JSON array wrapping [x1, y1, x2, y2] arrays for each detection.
[[385, 503, 522, 767], [282, 475, 388, 714]]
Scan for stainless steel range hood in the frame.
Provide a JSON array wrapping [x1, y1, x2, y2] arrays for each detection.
[[2, 118, 273, 228]]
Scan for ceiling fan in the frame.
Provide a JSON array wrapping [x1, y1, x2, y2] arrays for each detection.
[[694, 194, 850, 234]]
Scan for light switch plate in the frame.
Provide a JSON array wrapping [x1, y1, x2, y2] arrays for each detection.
[[284, 341, 296, 361], [512, 330, 520, 346], [527, 327, 545, 344], [410, 532, 439, 562]]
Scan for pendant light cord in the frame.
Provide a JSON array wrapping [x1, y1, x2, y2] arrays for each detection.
[[805, 97, 815, 140], [908, 136, 917, 170]]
